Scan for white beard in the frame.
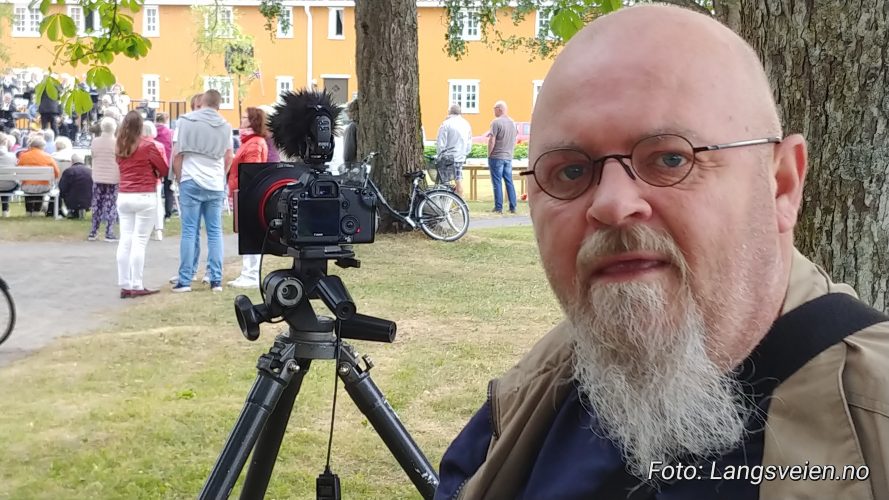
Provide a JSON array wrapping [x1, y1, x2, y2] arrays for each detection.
[[564, 226, 748, 478]]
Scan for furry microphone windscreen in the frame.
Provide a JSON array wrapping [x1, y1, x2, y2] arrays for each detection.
[[268, 89, 343, 159]]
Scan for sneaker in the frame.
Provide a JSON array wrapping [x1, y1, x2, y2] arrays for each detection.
[[171, 283, 192, 293], [508, 209, 517, 214], [104, 236, 118, 242], [227, 276, 259, 289], [169, 273, 198, 284], [87, 235, 97, 241], [490, 209, 503, 214], [1, 210, 8, 218], [210, 281, 223, 292], [202, 275, 211, 285]]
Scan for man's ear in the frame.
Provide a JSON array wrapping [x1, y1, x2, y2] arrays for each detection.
[[773, 134, 807, 234]]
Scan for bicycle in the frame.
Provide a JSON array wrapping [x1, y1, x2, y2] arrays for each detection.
[[0, 275, 15, 347], [341, 152, 470, 242]]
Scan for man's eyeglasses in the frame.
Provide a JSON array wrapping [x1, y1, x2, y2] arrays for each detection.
[[520, 134, 781, 200]]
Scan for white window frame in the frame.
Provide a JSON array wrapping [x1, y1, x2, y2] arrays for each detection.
[[142, 74, 160, 104], [275, 76, 294, 100], [532, 80, 544, 108], [328, 7, 344, 40], [535, 9, 554, 39], [143, 5, 160, 37], [205, 6, 234, 39], [458, 9, 481, 41], [448, 79, 480, 115], [12, 4, 42, 37], [67, 5, 85, 36], [204, 76, 234, 110], [276, 6, 293, 38]]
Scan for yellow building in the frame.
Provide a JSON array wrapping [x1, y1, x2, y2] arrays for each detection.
[[1, 1, 556, 138]]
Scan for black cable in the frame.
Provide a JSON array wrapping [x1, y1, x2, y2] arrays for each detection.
[[325, 321, 343, 471]]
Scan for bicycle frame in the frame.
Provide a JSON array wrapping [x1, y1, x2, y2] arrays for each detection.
[[364, 174, 424, 229]]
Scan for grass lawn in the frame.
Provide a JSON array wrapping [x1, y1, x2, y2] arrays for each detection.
[[0, 226, 561, 499], [0, 202, 236, 242]]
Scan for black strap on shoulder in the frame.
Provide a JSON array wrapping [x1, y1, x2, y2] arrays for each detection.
[[595, 293, 889, 500]]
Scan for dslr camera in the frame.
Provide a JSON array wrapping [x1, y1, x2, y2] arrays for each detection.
[[233, 90, 377, 256]]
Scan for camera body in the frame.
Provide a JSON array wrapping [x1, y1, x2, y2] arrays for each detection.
[[235, 163, 377, 256], [278, 172, 376, 247]]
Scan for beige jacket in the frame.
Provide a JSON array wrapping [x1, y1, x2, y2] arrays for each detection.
[[458, 250, 889, 499]]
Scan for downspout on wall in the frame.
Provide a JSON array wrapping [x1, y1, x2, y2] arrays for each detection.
[[304, 5, 313, 88]]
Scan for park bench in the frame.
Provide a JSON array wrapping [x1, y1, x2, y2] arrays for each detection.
[[0, 166, 62, 219]]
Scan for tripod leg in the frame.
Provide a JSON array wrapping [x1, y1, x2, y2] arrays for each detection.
[[240, 358, 313, 499], [199, 355, 306, 500], [338, 350, 439, 499]]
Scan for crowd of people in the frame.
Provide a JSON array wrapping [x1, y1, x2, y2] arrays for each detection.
[[0, 81, 283, 298]]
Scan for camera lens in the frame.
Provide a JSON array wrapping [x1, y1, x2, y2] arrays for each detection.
[[341, 215, 359, 235]]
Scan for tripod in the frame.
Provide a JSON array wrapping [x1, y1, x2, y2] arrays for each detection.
[[199, 247, 439, 500]]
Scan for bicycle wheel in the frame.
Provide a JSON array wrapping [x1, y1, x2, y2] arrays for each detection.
[[416, 190, 469, 241], [0, 278, 15, 347]]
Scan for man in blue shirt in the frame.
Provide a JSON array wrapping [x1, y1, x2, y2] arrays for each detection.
[[435, 4, 889, 500]]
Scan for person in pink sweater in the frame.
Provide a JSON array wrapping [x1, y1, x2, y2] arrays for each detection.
[[88, 117, 120, 241]]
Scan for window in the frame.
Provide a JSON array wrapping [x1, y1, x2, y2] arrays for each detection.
[[532, 80, 544, 108], [13, 5, 41, 37], [68, 6, 84, 35], [275, 76, 293, 99], [204, 76, 234, 110], [535, 9, 554, 38], [458, 9, 480, 41], [449, 79, 480, 114], [328, 8, 344, 39], [206, 6, 234, 38], [142, 75, 160, 103], [143, 5, 159, 37], [276, 7, 292, 38]]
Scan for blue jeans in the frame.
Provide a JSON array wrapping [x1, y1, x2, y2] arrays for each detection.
[[178, 180, 224, 286], [488, 158, 517, 212]]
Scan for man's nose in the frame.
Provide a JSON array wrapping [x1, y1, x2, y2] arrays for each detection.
[[585, 158, 652, 227]]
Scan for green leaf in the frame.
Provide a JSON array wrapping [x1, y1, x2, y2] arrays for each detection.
[[40, 13, 63, 41], [116, 14, 134, 33], [45, 78, 59, 100], [60, 90, 74, 115], [87, 66, 116, 88], [60, 14, 76, 37], [38, 0, 50, 14], [72, 88, 93, 115], [33, 78, 47, 105], [550, 9, 584, 41], [600, 0, 622, 13]]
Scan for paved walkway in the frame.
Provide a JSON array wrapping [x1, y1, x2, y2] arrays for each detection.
[[0, 215, 530, 366]]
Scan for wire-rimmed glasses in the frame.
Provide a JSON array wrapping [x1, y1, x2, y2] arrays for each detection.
[[520, 134, 781, 200]]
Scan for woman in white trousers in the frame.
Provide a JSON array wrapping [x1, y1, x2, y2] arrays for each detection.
[[114, 111, 169, 298]]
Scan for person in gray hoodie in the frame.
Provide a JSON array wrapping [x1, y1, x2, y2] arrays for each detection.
[[170, 89, 233, 293]]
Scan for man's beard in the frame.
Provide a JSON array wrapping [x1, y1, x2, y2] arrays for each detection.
[[563, 225, 747, 478]]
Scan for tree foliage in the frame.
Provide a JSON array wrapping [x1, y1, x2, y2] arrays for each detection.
[[442, 0, 713, 59], [18, 0, 283, 114]]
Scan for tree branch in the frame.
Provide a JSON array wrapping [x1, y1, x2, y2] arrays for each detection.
[[662, 0, 714, 17]]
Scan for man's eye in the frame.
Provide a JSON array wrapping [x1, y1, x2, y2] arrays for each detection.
[[656, 152, 688, 169], [557, 164, 587, 181]]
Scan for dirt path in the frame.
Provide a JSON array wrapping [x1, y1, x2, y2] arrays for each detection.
[[0, 216, 531, 366]]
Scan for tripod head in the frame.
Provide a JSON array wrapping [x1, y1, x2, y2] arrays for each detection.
[[234, 245, 396, 344]]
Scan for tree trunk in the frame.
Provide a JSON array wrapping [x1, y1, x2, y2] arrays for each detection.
[[355, 0, 425, 233], [733, 1, 889, 310]]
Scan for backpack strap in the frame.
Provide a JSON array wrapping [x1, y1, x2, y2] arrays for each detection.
[[595, 293, 889, 500]]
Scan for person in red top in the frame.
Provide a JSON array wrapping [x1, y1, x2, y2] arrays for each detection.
[[227, 107, 269, 289], [115, 110, 169, 298]]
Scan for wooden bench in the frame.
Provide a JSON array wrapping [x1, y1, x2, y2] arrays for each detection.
[[463, 159, 529, 202], [0, 166, 61, 219]]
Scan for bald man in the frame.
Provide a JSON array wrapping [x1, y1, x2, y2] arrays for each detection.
[[435, 5, 889, 500]]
